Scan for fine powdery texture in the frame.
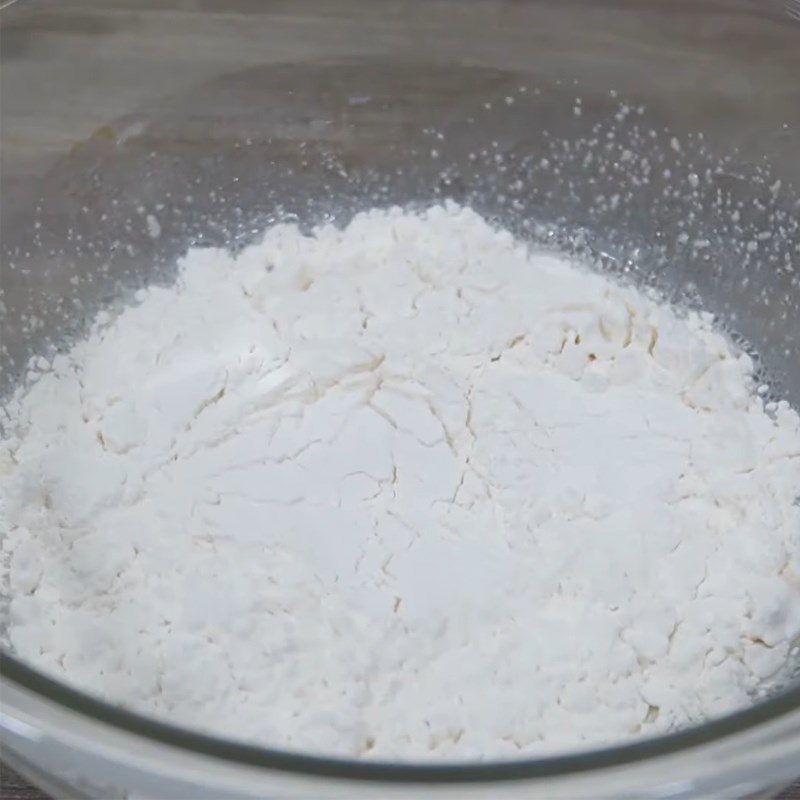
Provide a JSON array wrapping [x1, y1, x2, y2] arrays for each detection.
[[2, 204, 800, 760]]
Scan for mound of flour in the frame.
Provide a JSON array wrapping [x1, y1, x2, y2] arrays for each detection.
[[2, 203, 800, 760]]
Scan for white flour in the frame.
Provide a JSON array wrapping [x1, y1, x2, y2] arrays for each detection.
[[2, 203, 800, 760]]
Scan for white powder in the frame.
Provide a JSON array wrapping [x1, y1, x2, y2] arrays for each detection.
[[2, 203, 800, 760]]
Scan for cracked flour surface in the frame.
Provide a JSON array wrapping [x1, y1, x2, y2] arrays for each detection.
[[2, 203, 800, 760]]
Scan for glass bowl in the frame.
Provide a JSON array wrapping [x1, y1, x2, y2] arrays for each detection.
[[1, 1, 799, 797]]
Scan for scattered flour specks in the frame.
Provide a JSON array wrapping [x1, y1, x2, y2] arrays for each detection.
[[2, 204, 800, 760]]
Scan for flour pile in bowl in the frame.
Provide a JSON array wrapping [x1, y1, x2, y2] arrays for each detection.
[[2, 204, 800, 760]]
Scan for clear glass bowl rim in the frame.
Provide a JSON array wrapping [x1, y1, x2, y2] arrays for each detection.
[[2, 0, 800, 785], [3, 650, 800, 782]]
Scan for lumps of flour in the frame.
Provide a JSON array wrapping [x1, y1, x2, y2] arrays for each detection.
[[2, 203, 800, 760]]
